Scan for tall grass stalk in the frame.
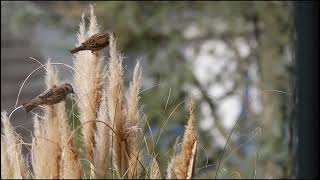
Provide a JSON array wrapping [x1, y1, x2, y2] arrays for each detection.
[[167, 98, 197, 179], [126, 61, 142, 179], [1, 112, 28, 179], [73, 5, 103, 163], [93, 90, 110, 178], [107, 31, 128, 178]]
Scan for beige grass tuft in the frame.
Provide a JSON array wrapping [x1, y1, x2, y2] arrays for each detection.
[[126, 61, 142, 179], [186, 140, 197, 179], [58, 99, 82, 178], [43, 61, 62, 178], [150, 156, 162, 179], [73, 5, 104, 163], [30, 61, 62, 178], [166, 98, 197, 179], [93, 90, 111, 178], [1, 112, 29, 179], [31, 114, 45, 178], [1, 136, 13, 178], [107, 31, 128, 178]]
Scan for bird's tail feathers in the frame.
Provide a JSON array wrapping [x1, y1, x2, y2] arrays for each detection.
[[70, 45, 85, 54], [22, 99, 41, 113]]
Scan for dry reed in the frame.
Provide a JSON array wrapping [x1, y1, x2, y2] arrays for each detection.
[[126, 61, 142, 179], [1, 112, 28, 179], [150, 156, 162, 179], [1, 136, 13, 178], [31, 61, 62, 178], [31, 113, 44, 178], [107, 31, 128, 178], [32, 62, 82, 179], [43, 61, 62, 178], [93, 90, 111, 178], [73, 5, 104, 163], [58, 96, 82, 178], [167, 98, 197, 179]]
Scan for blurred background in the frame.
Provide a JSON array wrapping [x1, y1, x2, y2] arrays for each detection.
[[1, 1, 295, 178]]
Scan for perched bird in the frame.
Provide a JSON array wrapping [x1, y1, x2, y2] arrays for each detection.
[[69, 31, 115, 54], [22, 83, 74, 113]]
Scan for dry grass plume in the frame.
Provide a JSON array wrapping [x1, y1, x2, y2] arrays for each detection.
[[167, 98, 197, 179], [1, 112, 29, 179], [58, 95, 82, 178], [107, 31, 128, 178], [31, 61, 62, 178], [93, 90, 111, 178], [73, 5, 104, 163], [150, 156, 162, 179], [126, 61, 142, 179]]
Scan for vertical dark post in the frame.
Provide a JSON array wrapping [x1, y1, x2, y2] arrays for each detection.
[[295, 1, 319, 178]]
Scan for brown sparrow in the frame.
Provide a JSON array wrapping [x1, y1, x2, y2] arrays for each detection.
[[69, 31, 115, 54], [22, 83, 74, 113]]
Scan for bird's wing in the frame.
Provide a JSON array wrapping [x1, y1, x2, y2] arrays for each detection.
[[85, 32, 109, 48], [38, 85, 60, 100], [47, 88, 65, 102]]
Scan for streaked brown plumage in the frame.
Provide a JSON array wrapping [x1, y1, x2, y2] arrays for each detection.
[[22, 83, 74, 113], [69, 31, 115, 54]]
